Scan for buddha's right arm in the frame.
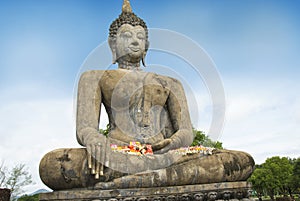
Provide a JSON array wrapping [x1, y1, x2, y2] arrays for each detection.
[[76, 70, 104, 146], [76, 71, 130, 146]]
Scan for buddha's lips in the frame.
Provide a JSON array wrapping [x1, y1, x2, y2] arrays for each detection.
[[129, 47, 140, 52]]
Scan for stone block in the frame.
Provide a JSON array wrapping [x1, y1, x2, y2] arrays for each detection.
[[39, 181, 253, 201]]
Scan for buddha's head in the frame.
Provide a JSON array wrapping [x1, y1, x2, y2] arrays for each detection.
[[108, 0, 149, 69]]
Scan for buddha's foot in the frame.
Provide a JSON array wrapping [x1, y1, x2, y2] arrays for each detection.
[[40, 148, 254, 190], [94, 181, 115, 189]]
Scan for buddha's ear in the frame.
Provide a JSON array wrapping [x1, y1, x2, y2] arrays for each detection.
[[142, 52, 146, 67], [108, 37, 117, 64], [142, 40, 150, 67]]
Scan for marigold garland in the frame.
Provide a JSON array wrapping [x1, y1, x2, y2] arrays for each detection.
[[110, 142, 214, 156]]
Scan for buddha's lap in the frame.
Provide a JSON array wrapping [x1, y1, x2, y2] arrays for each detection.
[[39, 148, 254, 190]]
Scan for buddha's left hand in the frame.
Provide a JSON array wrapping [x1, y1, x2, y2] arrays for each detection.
[[152, 139, 172, 153]]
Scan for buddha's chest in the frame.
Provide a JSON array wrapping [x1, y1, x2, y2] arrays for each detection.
[[100, 71, 170, 109]]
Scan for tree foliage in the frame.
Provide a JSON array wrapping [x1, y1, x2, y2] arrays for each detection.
[[18, 194, 39, 201], [289, 158, 300, 195], [0, 162, 7, 187], [248, 166, 269, 200], [99, 124, 110, 137], [0, 163, 33, 200], [265, 157, 293, 196], [191, 128, 223, 149], [248, 156, 298, 200]]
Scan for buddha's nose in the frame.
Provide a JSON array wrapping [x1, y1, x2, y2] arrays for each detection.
[[138, 122, 149, 128], [142, 124, 149, 128], [131, 41, 139, 46]]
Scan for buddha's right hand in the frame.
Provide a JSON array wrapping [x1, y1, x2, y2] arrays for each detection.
[[85, 134, 107, 179], [152, 138, 172, 152]]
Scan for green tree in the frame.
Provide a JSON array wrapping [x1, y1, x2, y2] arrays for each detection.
[[100, 124, 110, 137], [191, 128, 223, 149], [0, 163, 33, 200], [264, 157, 293, 196], [248, 166, 269, 201], [248, 156, 294, 200], [288, 157, 300, 195], [17, 194, 39, 201], [0, 162, 7, 187]]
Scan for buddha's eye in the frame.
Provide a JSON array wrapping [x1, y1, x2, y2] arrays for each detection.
[[137, 32, 145, 39], [122, 31, 132, 38]]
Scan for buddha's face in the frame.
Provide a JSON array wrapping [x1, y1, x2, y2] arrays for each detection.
[[115, 24, 147, 63]]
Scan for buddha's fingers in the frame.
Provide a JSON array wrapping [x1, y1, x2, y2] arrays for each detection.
[[95, 161, 100, 179], [87, 152, 92, 169], [96, 138, 106, 177], [152, 138, 171, 151], [100, 163, 104, 176], [95, 143, 103, 178], [91, 157, 96, 174], [92, 142, 102, 175]]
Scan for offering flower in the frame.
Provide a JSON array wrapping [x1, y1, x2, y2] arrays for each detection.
[[110, 141, 154, 156]]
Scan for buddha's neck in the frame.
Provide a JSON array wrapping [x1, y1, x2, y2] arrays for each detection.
[[118, 60, 141, 70]]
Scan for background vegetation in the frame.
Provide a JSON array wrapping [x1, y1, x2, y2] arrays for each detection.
[[248, 156, 300, 201], [0, 163, 33, 201]]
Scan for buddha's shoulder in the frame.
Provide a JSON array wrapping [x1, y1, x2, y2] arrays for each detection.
[[79, 69, 124, 79], [80, 70, 183, 86], [79, 70, 106, 78], [149, 72, 183, 86]]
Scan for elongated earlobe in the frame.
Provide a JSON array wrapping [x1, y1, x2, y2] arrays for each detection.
[[112, 50, 117, 64], [142, 52, 146, 67], [108, 38, 117, 64], [142, 41, 149, 67]]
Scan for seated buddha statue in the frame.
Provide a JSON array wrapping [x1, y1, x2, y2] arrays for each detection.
[[39, 0, 254, 190]]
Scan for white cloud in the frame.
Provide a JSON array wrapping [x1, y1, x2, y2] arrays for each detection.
[[0, 95, 111, 193], [220, 77, 300, 164], [0, 98, 79, 192], [186, 92, 212, 132], [226, 96, 264, 122]]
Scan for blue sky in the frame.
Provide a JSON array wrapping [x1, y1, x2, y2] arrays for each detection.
[[0, 0, 300, 194]]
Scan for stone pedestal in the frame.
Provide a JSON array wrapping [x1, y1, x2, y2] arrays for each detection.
[[39, 181, 253, 201]]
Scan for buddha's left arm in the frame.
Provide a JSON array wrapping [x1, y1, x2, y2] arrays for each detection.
[[167, 80, 194, 148], [154, 79, 194, 153]]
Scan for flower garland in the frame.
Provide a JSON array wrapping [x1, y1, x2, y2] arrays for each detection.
[[110, 142, 215, 156], [170, 145, 215, 156], [110, 141, 153, 156]]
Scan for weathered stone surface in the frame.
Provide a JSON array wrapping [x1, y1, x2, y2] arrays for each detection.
[[40, 147, 254, 190], [40, 68, 255, 190], [39, 182, 253, 201], [76, 69, 194, 152], [39, 0, 255, 193]]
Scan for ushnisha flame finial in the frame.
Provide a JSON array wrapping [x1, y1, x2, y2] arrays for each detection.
[[122, 0, 132, 13]]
